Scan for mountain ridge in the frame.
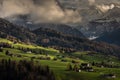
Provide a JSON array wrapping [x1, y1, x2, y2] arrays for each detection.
[[96, 28, 120, 46], [0, 18, 120, 57]]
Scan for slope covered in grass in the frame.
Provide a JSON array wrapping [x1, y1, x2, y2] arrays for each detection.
[[0, 38, 120, 80]]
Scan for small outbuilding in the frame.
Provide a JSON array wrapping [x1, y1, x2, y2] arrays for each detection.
[[81, 63, 90, 67], [80, 63, 94, 72]]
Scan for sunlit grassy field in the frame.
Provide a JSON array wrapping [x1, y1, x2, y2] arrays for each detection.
[[0, 38, 120, 80]]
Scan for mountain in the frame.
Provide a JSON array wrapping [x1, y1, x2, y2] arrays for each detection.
[[28, 23, 85, 38], [2, 0, 120, 39], [96, 28, 120, 46], [104, 7, 120, 20], [95, 7, 120, 45], [0, 18, 36, 43], [80, 7, 120, 38], [33, 27, 120, 57], [7, 15, 85, 38], [86, 18, 120, 37], [1, 18, 120, 57], [56, 1, 120, 38]]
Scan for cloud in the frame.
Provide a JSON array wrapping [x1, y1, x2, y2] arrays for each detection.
[[0, 0, 119, 24], [95, 0, 120, 4], [0, 0, 33, 18], [0, 0, 82, 24], [87, 0, 119, 13], [88, 0, 95, 5], [96, 4, 115, 12]]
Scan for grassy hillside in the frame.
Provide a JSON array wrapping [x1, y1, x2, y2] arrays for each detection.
[[0, 38, 120, 80], [0, 38, 59, 53], [1, 18, 120, 57]]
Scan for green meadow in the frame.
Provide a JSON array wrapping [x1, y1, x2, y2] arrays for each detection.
[[0, 38, 120, 80]]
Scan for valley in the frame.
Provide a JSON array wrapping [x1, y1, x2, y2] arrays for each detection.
[[0, 38, 120, 80], [0, 0, 120, 80]]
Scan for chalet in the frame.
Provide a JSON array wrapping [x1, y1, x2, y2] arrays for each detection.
[[80, 63, 94, 72], [81, 63, 90, 69], [74, 69, 82, 72], [100, 65, 104, 68], [26, 51, 32, 53], [81, 63, 90, 67], [86, 67, 94, 72], [78, 69, 81, 72]]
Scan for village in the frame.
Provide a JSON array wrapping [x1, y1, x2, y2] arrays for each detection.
[[0, 41, 119, 79]]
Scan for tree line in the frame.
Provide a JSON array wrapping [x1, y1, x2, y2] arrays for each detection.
[[0, 59, 55, 80]]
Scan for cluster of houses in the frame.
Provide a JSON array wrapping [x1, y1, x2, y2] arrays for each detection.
[[5, 51, 22, 58], [0, 44, 117, 79], [70, 63, 94, 72], [80, 63, 94, 72], [71, 63, 117, 78]]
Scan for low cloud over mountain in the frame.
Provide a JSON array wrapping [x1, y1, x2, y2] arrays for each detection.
[[0, 0, 81, 24], [0, 0, 119, 24]]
